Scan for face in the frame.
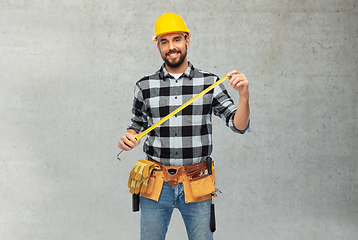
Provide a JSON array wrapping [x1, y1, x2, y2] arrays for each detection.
[[157, 32, 190, 69]]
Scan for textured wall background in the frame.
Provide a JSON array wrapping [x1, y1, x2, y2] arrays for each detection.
[[1, 0, 357, 239]]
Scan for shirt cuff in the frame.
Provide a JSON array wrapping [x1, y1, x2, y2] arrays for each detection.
[[230, 118, 250, 134], [127, 122, 143, 134]]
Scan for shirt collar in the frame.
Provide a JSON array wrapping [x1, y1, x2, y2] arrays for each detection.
[[159, 62, 195, 81]]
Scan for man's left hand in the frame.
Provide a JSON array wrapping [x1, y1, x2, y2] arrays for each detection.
[[227, 70, 249, 97]]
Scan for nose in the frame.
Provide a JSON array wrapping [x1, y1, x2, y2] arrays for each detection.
[[168, 40, 175, 50]]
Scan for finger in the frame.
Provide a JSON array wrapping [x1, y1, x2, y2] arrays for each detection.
[[231, 80, 243, 89], [124, 138, 135, 149], [118, 141, 127, 150], [118, 140, 132, 151], [229, 75, 244, 86], [226, 70, 242, 78], [125, 133, 139, 145], [230, 78, 249, 90], [234, 80, 245, 88], [228, 73, 246, 85], [119, 135, 135, 150]]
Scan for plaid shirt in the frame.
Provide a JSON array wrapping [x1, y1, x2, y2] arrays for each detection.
[[128, 62, 249, 166]]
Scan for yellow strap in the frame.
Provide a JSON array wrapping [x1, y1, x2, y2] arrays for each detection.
[[134, 75, 229, 141]]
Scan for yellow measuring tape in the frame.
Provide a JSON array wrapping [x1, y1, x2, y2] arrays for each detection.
[[134, 75, 229, 141]]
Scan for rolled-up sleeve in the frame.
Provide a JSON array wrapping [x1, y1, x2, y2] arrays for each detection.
[[127, 84, 148, 133], [212, 82, 250, 134]]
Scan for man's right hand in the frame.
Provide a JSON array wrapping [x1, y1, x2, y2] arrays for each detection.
[[118, 129, 139, 151]]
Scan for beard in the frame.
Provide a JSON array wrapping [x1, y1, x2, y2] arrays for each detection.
[[161, 46, 188, 69]]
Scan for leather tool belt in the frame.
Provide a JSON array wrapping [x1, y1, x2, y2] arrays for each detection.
[[129, 158, 216, 203]]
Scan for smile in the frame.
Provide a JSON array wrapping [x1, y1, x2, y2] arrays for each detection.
[[167, 52, 180, 58]]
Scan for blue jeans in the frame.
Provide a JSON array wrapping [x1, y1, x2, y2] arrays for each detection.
[[140, 182, 213, 240]]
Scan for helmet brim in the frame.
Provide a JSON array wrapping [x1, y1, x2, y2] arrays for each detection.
[[152, 31, 191, 42]]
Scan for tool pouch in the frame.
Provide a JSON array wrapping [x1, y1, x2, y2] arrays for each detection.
[[188, 174, 215, 198], [140, 170, 164, 202], [183, 162, 216, 202]]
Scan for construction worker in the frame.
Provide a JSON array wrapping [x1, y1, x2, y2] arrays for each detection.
[[118, 12, 250, 240]]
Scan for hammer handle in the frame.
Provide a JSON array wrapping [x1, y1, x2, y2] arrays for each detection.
[[210, 195, 216, 232]]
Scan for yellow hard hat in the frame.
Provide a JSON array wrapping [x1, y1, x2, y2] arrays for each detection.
[[152, 12, 191, 42]]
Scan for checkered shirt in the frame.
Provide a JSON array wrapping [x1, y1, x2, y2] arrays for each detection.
[[128, 62, 249, 166]]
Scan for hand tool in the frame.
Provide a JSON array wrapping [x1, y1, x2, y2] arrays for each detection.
[[132, 193, 140, 212], [206, 157, 216, 232]]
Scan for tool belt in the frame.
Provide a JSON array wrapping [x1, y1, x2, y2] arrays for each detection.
[[128, 158, 216, 203]]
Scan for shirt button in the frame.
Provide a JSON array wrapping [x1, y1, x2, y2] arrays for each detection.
[[175, 96, 177, 99]]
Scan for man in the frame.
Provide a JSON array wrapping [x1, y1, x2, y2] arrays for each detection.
[[118, 12, 250, 240]]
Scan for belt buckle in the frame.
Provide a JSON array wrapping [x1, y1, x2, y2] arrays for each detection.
[[168, 169, 177, 175], [166, 167, 180, 185]]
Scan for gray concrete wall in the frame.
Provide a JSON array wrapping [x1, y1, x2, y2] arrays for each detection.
[[1, 0, 357, 239]]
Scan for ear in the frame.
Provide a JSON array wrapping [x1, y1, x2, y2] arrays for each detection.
[[157, 42, 161, 52], [186, 37, 190, 49]]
